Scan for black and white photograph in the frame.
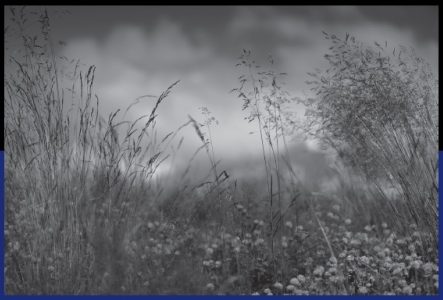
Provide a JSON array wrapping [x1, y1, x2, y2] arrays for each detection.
[[4, 5, 439, 295]]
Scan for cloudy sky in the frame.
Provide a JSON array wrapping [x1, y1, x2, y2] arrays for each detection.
[[5, 6, 438, 186]]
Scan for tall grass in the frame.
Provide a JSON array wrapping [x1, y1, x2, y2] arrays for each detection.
[[302, 32, 438, 252], [4, 7, 185, 293], [231, 50, 301, 279]]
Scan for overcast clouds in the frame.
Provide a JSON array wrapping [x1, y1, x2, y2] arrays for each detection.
[[5, 6, 438, 185]]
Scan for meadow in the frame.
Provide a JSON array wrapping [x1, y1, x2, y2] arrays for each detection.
[[4, 7, 439, 295]]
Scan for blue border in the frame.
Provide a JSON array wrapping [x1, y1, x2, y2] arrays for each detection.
[[0, 152, 440, 298], [1, 150, 4, 296]]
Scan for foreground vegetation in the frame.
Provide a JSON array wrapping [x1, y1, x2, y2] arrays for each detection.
[[4, 7, 438, 295]]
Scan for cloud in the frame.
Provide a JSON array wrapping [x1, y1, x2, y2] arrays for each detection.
[[58, 7, 438, 185], [104, 20, 212, 71]]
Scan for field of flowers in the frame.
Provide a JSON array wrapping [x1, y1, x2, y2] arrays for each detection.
[[109, 199, 439, 295], [5, 168, 439, 295]]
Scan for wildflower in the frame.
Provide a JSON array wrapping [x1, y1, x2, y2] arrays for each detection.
[[12, 242, 20, 252], [222, 233, 232, 240], [294, 289, 304, 295], [396, 238, 406, 245], [398, 279, 407, 287], [255, 238, 265, 246], [286, 284, 295, 292], [410, 260, 422, 269], [290, 277, 300, 286], [251, 292, 260, 295], [263, 288, 272, 295], [359, 256, 370, 265], [313, 265, 325, 277], [285, 221, 293, 229], [329, 256, 338, 265], [206, 283, 215, 291], [383, 261, 392, 270], [332, 204, 340, 211], [48, 265, 55, 272], [381, 222, 388, 228], [346, 255, 354, 262], [350, 239, 361, 246], [422, 262, 434, 277], [364, 225, 372, 232], [345, 219, 352, 225], [297, 274, 306, 284], [358, 286, 368, 294], [215, 260, 222, 268], [402, 285, 413, 295], [273, 282, 283, 290]]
